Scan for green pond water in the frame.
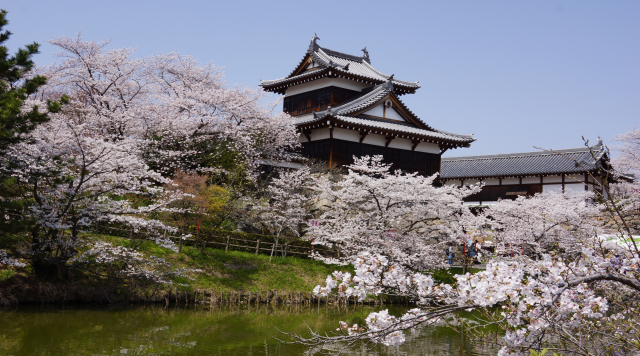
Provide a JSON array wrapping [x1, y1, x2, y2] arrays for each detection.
[[0, 304, 497, 355]]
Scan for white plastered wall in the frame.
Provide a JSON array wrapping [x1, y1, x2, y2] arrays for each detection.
[[502, 178, 520, 185], [332, 128, 360, 143], [285, 77, 368, 96], [522, 177, 540, 184], [565, 175, 583, 183], [543, 176, 562, 183], [386, 107, 405, 122], [363, 104, 408, 123], [414, 142, 440, 154], [543, 184, 563, 193], [362, 133, 387, 147], [304, 127, 439, 153], [387, 137, 412, 150], [484, 179, 500, 186], [463, 179, 481, 186], [310, 127, 331, 141], [363, 104, 385, 118]]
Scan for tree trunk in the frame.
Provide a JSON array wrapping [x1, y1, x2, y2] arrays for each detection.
[[270, 236, 280, 262]]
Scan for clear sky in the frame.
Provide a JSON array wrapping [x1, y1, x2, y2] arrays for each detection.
[[3, 1, 638, 157]]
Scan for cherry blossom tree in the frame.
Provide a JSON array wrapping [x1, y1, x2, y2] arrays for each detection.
[[612, 128, 640, 177], [306, 155, 482, 269], [610, 129, 640, 234], [482, 191, 602, 257], [4, 104, 181, 277], [258, 167, 311, 262], [288, 134, 640, 355], [0, 33, 298, 280], [38, 33, 298, 175], [292, 245, 639, 355]]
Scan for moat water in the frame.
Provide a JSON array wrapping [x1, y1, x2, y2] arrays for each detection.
[[0, 304, 498, 355]]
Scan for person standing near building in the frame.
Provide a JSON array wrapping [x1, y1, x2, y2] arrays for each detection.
[[447, 242, 454, 265], [470, 240, 477, 260]]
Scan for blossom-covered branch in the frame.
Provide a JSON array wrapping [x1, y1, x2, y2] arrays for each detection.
[[307, 155, 483, 268]]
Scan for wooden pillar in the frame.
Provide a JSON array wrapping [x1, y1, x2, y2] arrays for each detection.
[[328, 125, 333, 168], [255, 239, 260, 255], [225, 236, 230, 252]]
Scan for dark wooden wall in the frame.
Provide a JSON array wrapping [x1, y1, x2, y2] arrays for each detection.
[[463, 184, 543, 202], [284, 86, 360, 116], [301, 139, 441, 177]]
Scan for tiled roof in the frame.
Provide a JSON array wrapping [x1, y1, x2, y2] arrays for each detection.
[[293, 82, 475, 145], [318, 83, 392, 116], [313, 82, 439, 128], [261, 37, 420, 93], [440, 143, 606, 179], [296, 113, 474, 144]]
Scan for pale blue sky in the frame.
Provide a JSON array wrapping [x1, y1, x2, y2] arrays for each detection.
[[3, 1, 638, 157]]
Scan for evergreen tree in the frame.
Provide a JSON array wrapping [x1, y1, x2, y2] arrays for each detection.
[[0, 9, 66, 150], [0, 9, 67, 237]]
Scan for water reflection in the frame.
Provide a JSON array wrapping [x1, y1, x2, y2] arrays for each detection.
[[0, 303, 496, 355]]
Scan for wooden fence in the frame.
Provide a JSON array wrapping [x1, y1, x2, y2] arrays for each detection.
[[97, 225, 336, 258]]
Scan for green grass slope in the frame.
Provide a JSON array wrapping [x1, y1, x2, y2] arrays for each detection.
[[96, 234, 352, 294]]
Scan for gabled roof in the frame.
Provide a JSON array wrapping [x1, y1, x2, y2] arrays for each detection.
[[309, 82, 434, 130], [260, 35, 420, 95], [294, 83, 475, 147], [440, 142, 607, 179]]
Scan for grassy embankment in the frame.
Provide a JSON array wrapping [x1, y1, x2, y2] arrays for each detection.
[[100, 233, 351, 293], [0, 231, 478, 304], [0, 232, 355, 304]]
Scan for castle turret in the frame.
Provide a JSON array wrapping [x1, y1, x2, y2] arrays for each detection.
[[261, 35, 475, 176]]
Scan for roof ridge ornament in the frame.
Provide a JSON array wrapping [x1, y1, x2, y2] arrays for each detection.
[[385, 75, 394, 91], [343, 63, 350, 71], [361, 47, 370, 62], [309, 33, 320, 52]]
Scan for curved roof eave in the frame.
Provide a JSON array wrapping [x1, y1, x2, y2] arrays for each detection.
[[260, 42, 420, 93], [296, 113, 475, 146]]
